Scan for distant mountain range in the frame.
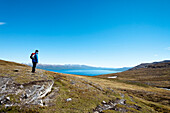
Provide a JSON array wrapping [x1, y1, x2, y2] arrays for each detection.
[[26, 63, 131, 71], [129, 60, 170, 70], [25, 60, 170, 72]]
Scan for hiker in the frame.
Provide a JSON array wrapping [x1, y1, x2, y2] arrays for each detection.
[[30, 50, 39, 73]]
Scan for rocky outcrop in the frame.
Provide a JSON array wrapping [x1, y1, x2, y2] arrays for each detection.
[[0, 77, 55, 107], [93, 98, 141, 113]]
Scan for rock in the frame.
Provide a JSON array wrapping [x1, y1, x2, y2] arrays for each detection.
[[94, 105, 103, 112], [94, 100, 116, 113], [0, 95, 5, 100], [120, 93, 125, 98], [0, 96, 11, 105], [6, 97, 10, 101], [119, 99, 126, 105], [66, 98, 72, 102], [0, 95, 5, 104], [94, 99, 129, 113], [32, 99, 43, 106], [5, 104, 13, 108], [115, 107, 128, 112], [0, 76, 54, 106], [103, 104, 112, 109], [20, 85, 24, 89], [102, 101, 107, 104]]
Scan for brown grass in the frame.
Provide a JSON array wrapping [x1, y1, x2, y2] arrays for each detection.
[[0, 59, 170, 113]]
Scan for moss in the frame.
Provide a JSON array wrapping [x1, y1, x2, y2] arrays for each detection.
[[133, 96, 170, 113], [7, 94, 21, 103], [116, 104, 140, 113], [0, 106, 42, 113]]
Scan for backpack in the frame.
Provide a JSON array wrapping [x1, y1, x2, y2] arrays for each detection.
[[30, 53, 35, 59]]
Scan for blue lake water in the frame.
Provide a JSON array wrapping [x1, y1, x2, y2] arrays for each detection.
[[46, 69, 121, 76]]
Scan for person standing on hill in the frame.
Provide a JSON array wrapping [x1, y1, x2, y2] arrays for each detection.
[[30, 50, 39, 73]]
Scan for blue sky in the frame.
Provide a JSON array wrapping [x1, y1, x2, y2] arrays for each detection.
[[0, 0, 170, 67]]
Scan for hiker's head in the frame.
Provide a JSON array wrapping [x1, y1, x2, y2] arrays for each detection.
[[35, 50, 39, 53]]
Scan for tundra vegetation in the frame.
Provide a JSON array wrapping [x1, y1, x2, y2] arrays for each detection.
[[0, 60, 169, 113]]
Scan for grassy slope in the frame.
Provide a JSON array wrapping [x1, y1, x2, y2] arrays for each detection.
[[0, 59, 170, 113], [97, 62, 170, 112], [98, 62, 170, 88]]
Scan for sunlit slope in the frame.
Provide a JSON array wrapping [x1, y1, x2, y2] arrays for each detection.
[[0, 59, 169, 113], [98, 61, 170, 88]]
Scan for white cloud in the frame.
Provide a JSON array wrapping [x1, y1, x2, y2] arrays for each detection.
[[0, 22, 6, 25]]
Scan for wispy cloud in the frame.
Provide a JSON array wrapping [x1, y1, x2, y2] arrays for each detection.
[[0, 22, 6, 25], [166, 47, 170, 50], [154, 54, 158, 57]]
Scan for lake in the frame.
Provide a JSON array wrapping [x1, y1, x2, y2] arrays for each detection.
[[45, 69, 121, 76]]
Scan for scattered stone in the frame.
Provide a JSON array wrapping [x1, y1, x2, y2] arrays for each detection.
[[94, 98, 136, 113], [103, 104, 112, 109], [20, 85, 24, 89], [120, 93, 125, 98], [33, 99, 43, 106], [5, 104, 13, 108], [6, 97, 10, 101], [66, 98, 72, 102], [102, 101, 107, 104], [115, 107, 128, 112], [119, 99, 126, 105], [93, 98, 129, 113], [94, 105, 103, 112], [0, 95, 5, 104], [0, 95, 11, 105]]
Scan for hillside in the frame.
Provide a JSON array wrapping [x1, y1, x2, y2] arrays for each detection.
[[98, 60, 170, 88], [0, 60, 170, 113], [129, 60, 170, 71]]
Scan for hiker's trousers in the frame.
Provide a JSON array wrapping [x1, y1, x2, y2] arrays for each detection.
[[32, 62, 37, 73]]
